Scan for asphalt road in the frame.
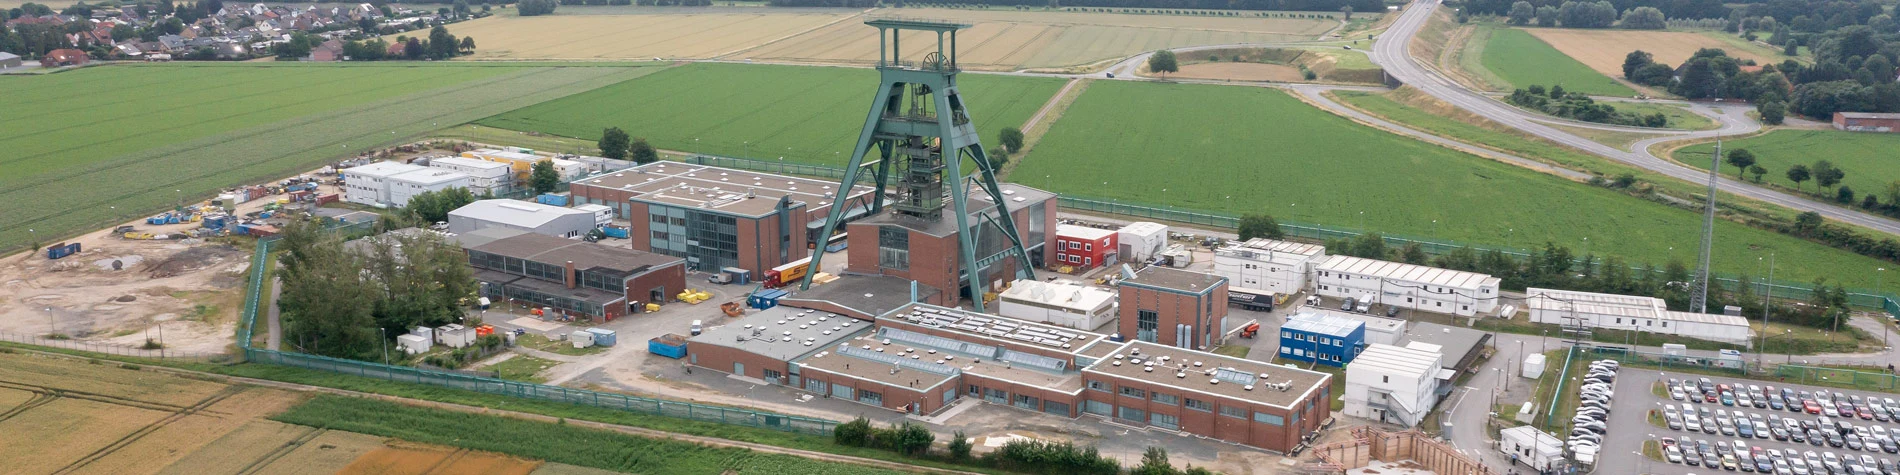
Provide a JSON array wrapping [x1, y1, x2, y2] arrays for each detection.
[[1371, 0, 1900, 236]]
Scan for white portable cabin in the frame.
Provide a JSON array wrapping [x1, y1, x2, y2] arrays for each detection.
[[427, 156, 512, 196], [435, 323, 475, 349], [397, 333, 432, 355], [1499, 426, 1565, 471], [570, 330, 596, 349], [574, 204, 615, 227], [340, 161, 425, 206], [1211, 238, 1327, 296], [1116, 222, 1168, 263], [1521, 353, 1546, 379]]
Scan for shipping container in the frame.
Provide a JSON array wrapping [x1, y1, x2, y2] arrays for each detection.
[[314, 193, 340, 206], [585, 328, 617, 347], [536, 193, 570, 207], [747, 289, 788, 310], [45, 242, 80, 260], [648, 334, 689, 359]]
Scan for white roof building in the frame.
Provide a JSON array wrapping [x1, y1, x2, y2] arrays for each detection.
[[1213, 238, 1327, 297], [1342, 342, 1443, 428], [1314, 255, 1500, 317], [1499, 426, 1565, 471], [996, 279, 1117, 331], [1116, 222, 1168, 263], [1299, 306, 1407, 345], [428, 156, 513, 195], [340, 161, 425, 206], [447, 199, 598, 238], [387, 168, 471, 208], [1525, 287, 1753, 344]]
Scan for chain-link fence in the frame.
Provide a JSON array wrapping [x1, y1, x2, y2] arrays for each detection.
[[0, 331, 234, 363], [1774, 364, 1900, 392]]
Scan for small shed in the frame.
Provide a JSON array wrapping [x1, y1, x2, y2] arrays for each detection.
[[397, 333, 432, 355], [585, 328, 617, 347], [570, 330, 596, 349], [0, 52, 21, 69], [1116, 221, 1168, 263], [435, 324, 475, 348], [1521, 353, 1546, 379], [1499, 425, 1564, 471]]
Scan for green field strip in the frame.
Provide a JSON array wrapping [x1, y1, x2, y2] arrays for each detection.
[[1479, 27, 1637, 97]]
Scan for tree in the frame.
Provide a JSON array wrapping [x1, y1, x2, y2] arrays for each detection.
[[453, 0, 471, 15], [1793, 211, 1824, 234], [403, 37, 425, 60], [1724, 148, 1756, 177], [1758, 99, 1787, 125], [1837, 185, 1856, 203], [997, 126, 1025, 153], [834, 417, 872, 446], [1632, 62, 1676, 86], [1237, 214, 1284, 240], [1134, 447, 1178, 475], [1508, 0, 1534, 25], [1400, 243, 1429, 264], [110, 23, 135, 42], [530, 160, 561, 194], [1619, 6, 1666, 29], [278, 221, 380, 359], [1748, 165, 1767, 182], [1350, 233, 1389, 259], [1147, 50, 1178, 77], [404, 187, 476, 223], [1787, 164, 1811, 189], [628, 138, 659, 164], [947, 431, 973, 461], [1812, 160, 1844, 189], [597, 127, 630, 160], [892, 422, 934, 456], [460, 36, 476, 54], [1548, 84, 1566, 98], [1623, 50, 1655, 79], [428, 25, 458, 59], [1536, 5, 1558, 26]]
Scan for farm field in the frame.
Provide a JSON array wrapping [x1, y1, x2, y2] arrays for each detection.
[[1673, 129, 1900, 196], [1480, 28, 1637, 96], [0, 63, 656, 253], [479, 62, 1066, 167], [1013, 80, 1892, 287], [446, 7, 1336, 70], [1524, 28, 1777, 78]]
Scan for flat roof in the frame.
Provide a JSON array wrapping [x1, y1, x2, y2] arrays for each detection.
[[1083, 340, 1332, 409], [341, 161, 423, 178], [878, 302, 1109, 355], [780, 275, 937, 320], [1124, 266, 1225, 294], [997, 279, 1115, 312], [1057, 224, 1116, 241], [498, 271, 625, 305], [467, 232, 683, 276], [1118, 221, 1167, 237], [1350, 343, 1441, 378], [466, 148, 538, 161], [1227, 238, 1325, 257], [797, 334, 961, 393], [430, 156, 511, 170], [569, 162, 877, 218], [451, 227, 529, 249], [1526, 287, 1749, 326], [1317, 255, 1500, 290], [450, 199, 591, 228], [1839, 112, 1900, 119], [1399, 322, 1488, 371], [808, 327, 1086, 393], [854, 183, 1056, 238], [1283, 313, 1364, 338], [1077, 339, 1124, 359], [1298, 307, 1406, 334], [691, 306, 870, 361]]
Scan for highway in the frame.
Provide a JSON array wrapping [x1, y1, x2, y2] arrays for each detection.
[[1371, 0, 1900, 236]]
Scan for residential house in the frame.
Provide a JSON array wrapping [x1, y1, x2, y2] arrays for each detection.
[[309, 39, 344, 61], [39, 49, 88, 67]]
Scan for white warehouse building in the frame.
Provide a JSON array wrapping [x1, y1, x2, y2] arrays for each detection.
[[340, 161, 425, 206], [388, 169, 472, 209], [1314, 255, 1501, 317], [1116, 221, 1168, 264], [428, 156, 513, 196], [448, 199, 598, 238], [1212, 238, 1327, 297], [996, 279, 1117, 331], [1343, 342, 1445, 427], [1525, 287, 1753, 344]]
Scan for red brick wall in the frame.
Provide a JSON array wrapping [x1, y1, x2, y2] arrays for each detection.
[[1118, 284, 1229, 349], [1084, 373, 1331, 453], [795, 367, 947, 413], [687, 343, 791, 383], [625, 262, 687, 306], [961, 373, 1083, 417]]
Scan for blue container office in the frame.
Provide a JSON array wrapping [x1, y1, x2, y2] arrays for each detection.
[[1277, 313, 1367, 367]]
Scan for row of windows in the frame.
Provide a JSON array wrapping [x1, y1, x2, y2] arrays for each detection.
[[1056, 253, 1093, 266], [1058, 240, 1093, 252], [1280, 347, 1345, 362], [1317, 272, 1494, 295], [879, 226, 909, 271], [1611, 317, 1669, 328], [1282, 331, 1349, 347], [1087, 379, 1288, 426]]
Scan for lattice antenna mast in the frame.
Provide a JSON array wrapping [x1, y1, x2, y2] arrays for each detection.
[[801, 19, 1035, 311], [1691, 136, 1721, 314]]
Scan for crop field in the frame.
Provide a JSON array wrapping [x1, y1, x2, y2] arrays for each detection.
[[446, 7, 1334, 70], [1525, 28, 1776, 78], [0, 63, 655, 252], [479, 62, 1066, 167], [1480, 28, 1637, 96], [1013, 80, 1893, 287], [1674, 129, 1900, 195]]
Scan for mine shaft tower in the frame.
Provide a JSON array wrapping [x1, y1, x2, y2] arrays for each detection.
[[800, 18, 1035, 311]]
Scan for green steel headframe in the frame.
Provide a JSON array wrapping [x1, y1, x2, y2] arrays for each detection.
[[799, 18, 1035, 311]]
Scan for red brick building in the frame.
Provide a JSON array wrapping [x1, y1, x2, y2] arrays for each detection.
[[39, 49, 88, 67], [1119, 266, 1230, 350], [842, 183, 1057, 307], [1834, 112, 1900, 133], [458, 228, 685, 322], [567, 162, 878, 277], [1053, 224, 1117, 270]]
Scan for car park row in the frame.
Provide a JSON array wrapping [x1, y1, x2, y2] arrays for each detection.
[[1569, 359, 1621, 462], [1655, 375, 1900, 474]]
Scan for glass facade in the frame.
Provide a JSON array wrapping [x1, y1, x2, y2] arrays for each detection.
[[1137, 310, 1159, 343], [502, 285, 605, 317], [1151, 413, 1180, 430], [878, 225, 909, 271], [1025, 200, 1046, 246], [648, 204, 740, 272], [580, 269, 624, 292], [1083, 400, 1112, 416]]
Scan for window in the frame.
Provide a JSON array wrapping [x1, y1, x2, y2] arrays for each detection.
[[805, 378, 827, 394], [878, 226, 909, 271], [986, 388, 1007, 404], [1383, 375, 1390, 383], [859, 390, 883, 406], [1044, 401, 1070, 416], [970, 384, 982, 396], [763, 369, 782, 383], [1085, 243, 1091, 251], [1281, 347, 1291, 355], [1119, 406, 1147, 422], [1084, 257, 1091, 267], [1153, 393, 1179, 405], [1087, 380, 1110, 392], [1083, 400, 1112, 416], [1014, 394, 1039, 411], [1281, 331, 1290, 338], [1254, 412, 1286, 426], [1185, 399, 1212, 412], [1120, 387, 1146, 399], [1137, 310, 1159, 343], [1151, 413, 1180, 430], [1219, 406, 1247, 419]]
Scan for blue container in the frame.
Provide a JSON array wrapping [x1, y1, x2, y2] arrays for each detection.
[[46, 243, 79, 260], [585, 328, 617, 347], [536, 193, 569, 206], [748, 289, 788, 310], [602, 227, 629, 239], [648, 336, 688, 359]]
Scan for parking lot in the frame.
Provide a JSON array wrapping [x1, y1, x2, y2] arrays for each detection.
[[1612, 368, 1900, 475]]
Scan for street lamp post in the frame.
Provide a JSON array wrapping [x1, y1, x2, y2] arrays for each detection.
[[380, 327, 389, 365], [45, 307, 54, 338], [1759, 252, 1775, 367], [1879, 267, 1889, 349]]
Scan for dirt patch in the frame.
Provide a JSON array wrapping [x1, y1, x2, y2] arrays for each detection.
[[0, 236, 250, 353], [157, 420, 319, 475], [1172, 62, 1306, 82], [79, 388, 309, 475], [1525, 28, 1775, 77], [258, 429, 390, 475], [143, 244, 246, 278], [0, 398, 171, 474], [340, 442, 541, 475]]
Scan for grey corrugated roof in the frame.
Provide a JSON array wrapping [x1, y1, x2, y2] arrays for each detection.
[[450, 200, 589, 229], [466, 232, 682, 275], [691, 306, 870, 361]]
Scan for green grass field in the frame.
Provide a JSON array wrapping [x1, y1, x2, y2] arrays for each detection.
[[1606, 101, 1718, 130], [1674, 129, 1900, 197], [479, 63, 1067, 166], [1015, 81, 1891, 287], [1481, 28, 1638, 97], [0, 63, 655, 252]]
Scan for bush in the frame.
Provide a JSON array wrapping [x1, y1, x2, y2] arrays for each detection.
[[834, 416, 872, 447], [984, 439, 1121, 475], [947, 430, 973, 461]]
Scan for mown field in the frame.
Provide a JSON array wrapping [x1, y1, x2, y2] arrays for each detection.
[[1524, 28, 1778, 77], [1014, 80, 1892, 287], [479, 62, 1066, 166], [1674, 129, 1900, 195], [1480, 27, 1637, 97], [447, 7, 1336, 70], [0, 63, 656, 252]]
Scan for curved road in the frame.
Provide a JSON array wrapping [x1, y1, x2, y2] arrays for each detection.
[[1373, 0, 1900, 235]]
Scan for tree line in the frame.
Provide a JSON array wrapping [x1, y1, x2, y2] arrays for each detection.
[[832, 417, 1212, 474], [278, 217, 477, 361], [1506, 84, 1671, 127], [1465, 0, 1727, 21]]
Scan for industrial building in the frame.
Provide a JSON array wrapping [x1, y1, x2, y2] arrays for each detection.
[[1833, 112, 1900, 133], [842, 183, 1057, 307], [1278, 312, 1366, 367], [1499, 426, 1565, 472], [685, 299, 1334, 453], [1525, 287, 1753, 344], [1302, 307, 1407, 346], [1116, 222, 1168, 264], [447, 199, 598, 238], [463, 149, 588, 181], [1212, 238, 1328, 297], [1118, 266, 1229, 350], [1343, 342, 1445, 427], [462, 228, 685, 322], [427, 156, 514, 196], [340, 161, 471, 208], [1314, 255, 1501, 317], [996, 279, 1117, 331], [566, 162, 878, 277], [1053, 224, 1116, 270]]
